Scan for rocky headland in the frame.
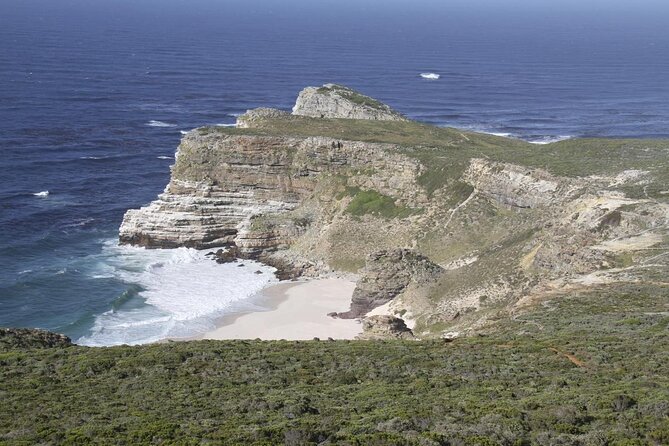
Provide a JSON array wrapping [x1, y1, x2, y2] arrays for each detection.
[[119, 83, 669, 339]]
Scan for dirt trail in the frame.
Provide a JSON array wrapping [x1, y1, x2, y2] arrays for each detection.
[[549, 347, 588, 368]]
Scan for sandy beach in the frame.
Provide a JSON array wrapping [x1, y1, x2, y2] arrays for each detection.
[[201, 278, 362, 340]]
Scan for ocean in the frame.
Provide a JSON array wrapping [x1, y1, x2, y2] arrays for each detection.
[[1, 0, 668, 345]]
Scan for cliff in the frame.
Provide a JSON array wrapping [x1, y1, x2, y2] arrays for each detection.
[[119, 85, 669, 338]]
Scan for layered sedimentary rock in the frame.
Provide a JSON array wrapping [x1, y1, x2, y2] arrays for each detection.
[[463, 158, 584, 209], [119, 132, 424, 256], [292, 84, 407, 121]]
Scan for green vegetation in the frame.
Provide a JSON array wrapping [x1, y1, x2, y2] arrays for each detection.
[[2, 285, 667, 445], [343, 187, 416, 219]]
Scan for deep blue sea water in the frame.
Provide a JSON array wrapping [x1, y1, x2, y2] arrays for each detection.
[[1, 0, 668, 344]]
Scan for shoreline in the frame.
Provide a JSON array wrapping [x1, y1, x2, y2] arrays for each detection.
[[198, 277, 362, 341]]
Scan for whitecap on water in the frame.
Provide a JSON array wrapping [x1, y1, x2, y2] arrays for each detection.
[[78, 241, 277, 346], [146, 120, 177, 128], [420, 72, 440, 80], [528, 135, 573, 145], [156, 156, 173, 160], [215, 123, 236, 127], [33, 190, 49, 197]]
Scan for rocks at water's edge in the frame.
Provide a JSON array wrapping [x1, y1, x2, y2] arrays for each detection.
[[0, 328, 72, 350]]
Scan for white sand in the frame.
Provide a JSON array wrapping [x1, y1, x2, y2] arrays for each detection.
[[201, 278, 362, 340]]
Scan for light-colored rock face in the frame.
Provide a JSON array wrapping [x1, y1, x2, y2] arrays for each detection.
[[236, 108, 289, 128], [292, 84, 407, 121], [463, 158, 583, 208]]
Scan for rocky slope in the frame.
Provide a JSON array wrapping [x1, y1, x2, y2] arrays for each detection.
[[119, 85, 669, 338]]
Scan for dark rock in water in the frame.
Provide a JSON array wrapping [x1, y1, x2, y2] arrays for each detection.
[[327, 312, 338, 318], [213, 245, 240, 264], [339, 249, 443, 319], [1, 328, 72, 350], [357, 315, 414, 340], [237, 263, 245, 267], [254, 270, 263, 274]]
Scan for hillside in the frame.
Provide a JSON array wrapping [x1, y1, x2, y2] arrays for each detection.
[[1, 285, 667, 445], [119, 84, 669, 339]]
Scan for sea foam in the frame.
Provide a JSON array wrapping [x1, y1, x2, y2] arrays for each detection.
[[528, 135, 573, 145], [146, 120, 177, 128], [33, 190, 49, 197], [78, 242, 277, 346], [420, 73, 440, 80]]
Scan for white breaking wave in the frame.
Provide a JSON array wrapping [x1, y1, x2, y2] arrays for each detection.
[[157, 155, 173, 160], [146, 120, 177, 128], [78, 242, 277, 346], [180, 130, 190, 135], [215, 123, 236, 127], [528, 135, 573, 145], [420, 72, 440, 80], [33, 190, 49, 197]]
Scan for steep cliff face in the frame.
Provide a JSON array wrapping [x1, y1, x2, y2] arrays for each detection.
[[292, 84, 407, 121], [119, 130, 426, 266], [119, 85, 669, 338]]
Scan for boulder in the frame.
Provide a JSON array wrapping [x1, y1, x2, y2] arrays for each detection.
[[357, 315, 414, 340]]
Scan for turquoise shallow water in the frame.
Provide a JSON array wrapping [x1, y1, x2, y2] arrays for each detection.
[[1, 0, 668, 344]]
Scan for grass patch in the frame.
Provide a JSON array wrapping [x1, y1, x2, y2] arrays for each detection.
[[344, 187, 416, 219]]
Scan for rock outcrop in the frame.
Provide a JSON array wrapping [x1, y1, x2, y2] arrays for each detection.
[[463, 159, 583, 209], [0, 328, 72, 350], [357, 315, 415, 340], [236, 108, 289, 128], [292, 84, 407, 121], [338, 249, 443, 319]]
